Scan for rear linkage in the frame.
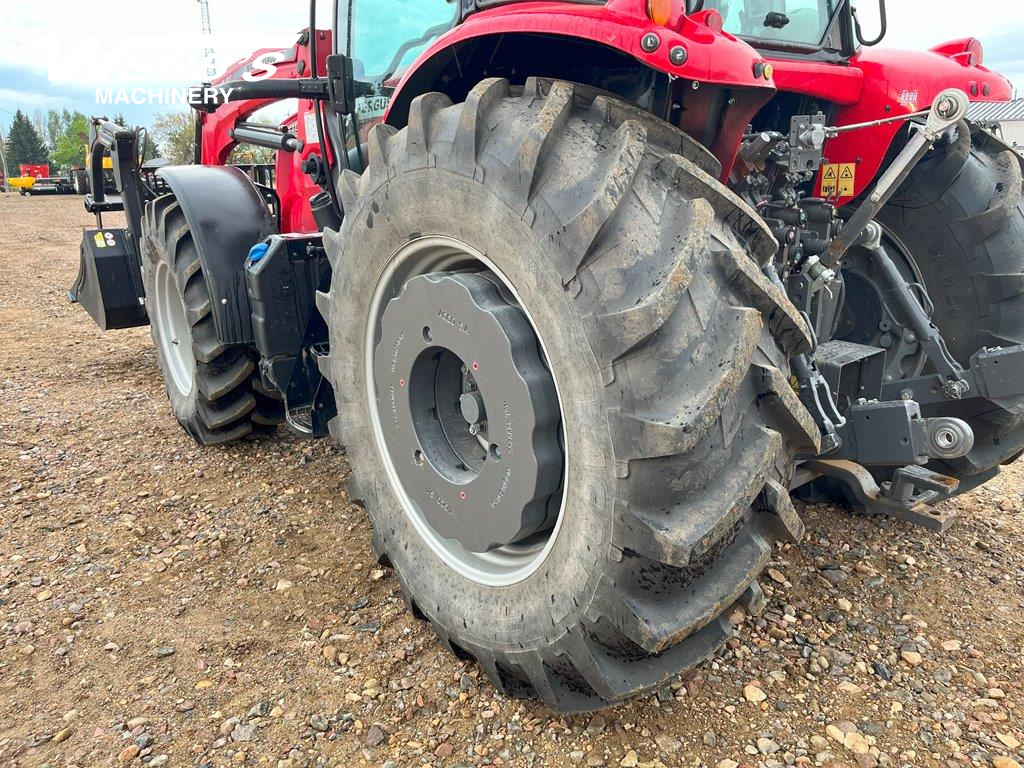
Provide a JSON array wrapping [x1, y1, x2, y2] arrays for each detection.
[[746, 89, 1024, 530]]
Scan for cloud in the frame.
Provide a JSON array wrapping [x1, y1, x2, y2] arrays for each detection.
[[3, 1, 1024, 128], [873, 2, 1024, 94], [0, 0, 327, 77], [0, 87, 72, 109]]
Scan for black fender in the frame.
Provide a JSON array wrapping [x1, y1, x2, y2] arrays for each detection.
[[156, 165, 277, 345]]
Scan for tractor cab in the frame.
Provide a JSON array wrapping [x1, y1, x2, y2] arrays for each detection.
[[336, 1, 458, 139], [702, 0, 863, 55]]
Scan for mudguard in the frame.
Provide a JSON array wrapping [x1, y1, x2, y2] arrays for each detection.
[[156, 165, 277, 345]]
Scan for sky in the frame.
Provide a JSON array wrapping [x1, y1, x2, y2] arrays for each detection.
[[2, 0, 1024, 136]]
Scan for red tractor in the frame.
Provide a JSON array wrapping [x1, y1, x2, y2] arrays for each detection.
[[71, 0, 1024, 711]]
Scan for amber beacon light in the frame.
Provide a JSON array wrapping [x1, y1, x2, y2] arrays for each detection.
[[646, 0, 674, 26]]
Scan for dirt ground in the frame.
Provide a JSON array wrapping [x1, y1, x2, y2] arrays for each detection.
[[0, 193, 1022, 768]]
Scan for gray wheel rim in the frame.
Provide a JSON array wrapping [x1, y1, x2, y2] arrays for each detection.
[[152, 261, 195, 397], [365, 236, 568, 587]]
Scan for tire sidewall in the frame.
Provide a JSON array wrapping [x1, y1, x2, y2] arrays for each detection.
[[141, 230, 200, 422], [333, 169, 616, 650]]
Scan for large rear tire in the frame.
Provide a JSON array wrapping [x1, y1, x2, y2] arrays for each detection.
[[319, 79, 819, 710], [73, 169, 89, 195], [842, 124, 1024, 490], [141, 195, 283, 445]]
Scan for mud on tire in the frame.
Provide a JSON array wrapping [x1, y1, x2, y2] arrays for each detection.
[[319, 79, 819, 710], [141, 195, 283, 446]]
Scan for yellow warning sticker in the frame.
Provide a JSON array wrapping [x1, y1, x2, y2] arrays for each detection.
[[821, 163, 856, 197], [93, 232, 107, 249]]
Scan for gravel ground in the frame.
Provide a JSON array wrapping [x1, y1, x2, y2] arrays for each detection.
[[1, 193, 1022, 768]]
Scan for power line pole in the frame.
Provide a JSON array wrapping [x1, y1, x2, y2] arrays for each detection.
[[198, 0, 216, 77], [0, 122, 10, 194]]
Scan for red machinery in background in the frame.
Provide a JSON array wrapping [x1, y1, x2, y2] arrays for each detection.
[[10, 164, 76, 195], [19, 164, 51, 178]]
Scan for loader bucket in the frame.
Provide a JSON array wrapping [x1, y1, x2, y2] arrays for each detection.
[[68, 228, 148, 330]]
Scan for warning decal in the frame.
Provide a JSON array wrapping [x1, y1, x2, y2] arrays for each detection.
[[821, 163, 856, 197], [92, 231, 117, 249]]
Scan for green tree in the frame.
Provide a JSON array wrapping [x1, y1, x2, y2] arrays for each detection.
[[5, 109, 49, 168], [227, 113, 277, 166], [152, 112, 196, 165], [51, 112, 90, 169], [31, 109, 45, 143], [44, 109, 65, 150], [228, 144, 275, 165]]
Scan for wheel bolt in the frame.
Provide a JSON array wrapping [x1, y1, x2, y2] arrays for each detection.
[[460, 392, 485, 425]]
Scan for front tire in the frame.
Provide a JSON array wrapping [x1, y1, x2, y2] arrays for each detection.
[[141, 195, 283, 445], [319, 79, 819, 710]]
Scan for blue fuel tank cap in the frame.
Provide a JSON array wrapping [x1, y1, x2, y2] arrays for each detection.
[[248, 242, 270, 263]]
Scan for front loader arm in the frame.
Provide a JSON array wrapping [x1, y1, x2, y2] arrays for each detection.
[[85, 117, 145, 239], [196, 32, 332, 166]]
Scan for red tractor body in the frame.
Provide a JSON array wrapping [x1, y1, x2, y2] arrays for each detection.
[[191, 1, 1012, 229], [389, 0, 1011, 201], [198, 37, 333, 234], [796, 45, 1011, 200]]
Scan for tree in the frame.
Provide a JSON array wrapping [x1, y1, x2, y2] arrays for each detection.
[[228, 113, 277, 166], [5, 109, 49, 168], [51, 112, 90, 169], [32, 109, 46, 143], [152, 112, 196, 165], [109, 113, 158, 163], [45, 109, 65, 150], [228, 144, 275, 165]]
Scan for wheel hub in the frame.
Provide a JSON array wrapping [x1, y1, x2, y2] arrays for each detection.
[[373, 272, 562, 553], [835, 228, 926, 383]]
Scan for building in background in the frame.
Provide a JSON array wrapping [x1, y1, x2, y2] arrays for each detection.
[[969, 99, 1024, 149]]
